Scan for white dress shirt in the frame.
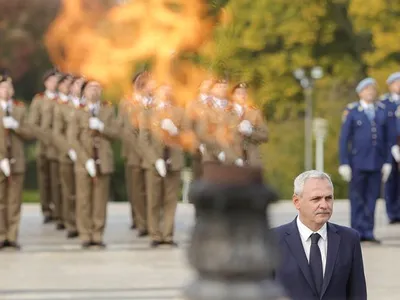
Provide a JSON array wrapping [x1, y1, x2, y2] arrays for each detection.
[[359, 100, 374, 111], [296, 217, 328, 276]]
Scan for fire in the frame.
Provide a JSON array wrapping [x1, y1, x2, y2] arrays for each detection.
[[45, 0, 240, 153], [45, 0, 215, 105]]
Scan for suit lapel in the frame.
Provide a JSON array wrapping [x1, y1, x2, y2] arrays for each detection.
[[321, 223, 340, 298], [284, 219, 317, 295]]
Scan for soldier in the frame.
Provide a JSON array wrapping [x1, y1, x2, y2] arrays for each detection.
[[0, 74, 33, 249], [69, 79, 119, 248], [197, 79, 243, 166], [51, 74, 73, 230], [338, 78, 392, 243], [231, 82, 268, 167], [185, 79, 213, 180], [117, 96, 135, 229], [380, 72, 400, 224], [52, 75, 83, 238], [28, 69, 60, 223], [139, 84, 187, 247], [118, 73, 155, 236]]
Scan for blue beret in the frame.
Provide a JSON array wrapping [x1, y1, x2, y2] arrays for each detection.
[[387, 72, 400, 85], [356, 77, 376, 94]]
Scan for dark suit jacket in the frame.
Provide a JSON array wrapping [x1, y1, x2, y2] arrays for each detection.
[[273, 218, 367, 300]]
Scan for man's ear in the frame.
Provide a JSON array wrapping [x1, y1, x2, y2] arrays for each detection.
[[293, 194, 301, 210]]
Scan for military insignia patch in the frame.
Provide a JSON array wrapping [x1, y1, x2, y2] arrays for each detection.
[[342, 109, 349, 122], [396, 106, 400, 118]]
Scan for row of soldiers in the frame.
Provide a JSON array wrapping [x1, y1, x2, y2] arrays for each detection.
[[0, 69, 268, 250], [339, 72, 400, 244]]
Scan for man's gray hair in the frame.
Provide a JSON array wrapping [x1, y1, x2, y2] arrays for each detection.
[[294, 170, 333, 196]]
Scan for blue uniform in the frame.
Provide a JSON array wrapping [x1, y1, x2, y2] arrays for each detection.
[[339, 101, 391, 239], [380, 94, 400, 222]]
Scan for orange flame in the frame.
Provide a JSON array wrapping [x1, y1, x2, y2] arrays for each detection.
[[45, 0, 215, 105]]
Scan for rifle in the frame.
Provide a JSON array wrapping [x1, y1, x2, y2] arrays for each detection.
[[90, 107, 101, 180], [5, 103, 13, 181]]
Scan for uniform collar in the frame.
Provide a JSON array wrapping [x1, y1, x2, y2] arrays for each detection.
[[296, 216, 327, 242], [71, 96, 81, 108], [59, 93, 69, 103], [213, 97, 228, 109], [391, 93, 400, 102], [45, 90, 57, 100], [234, 103, 244, 117], [359, 100, 374, 110], [0, 99, 13, 111]]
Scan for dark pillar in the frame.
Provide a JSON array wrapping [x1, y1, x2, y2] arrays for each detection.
[[184, 163, 287, 300]]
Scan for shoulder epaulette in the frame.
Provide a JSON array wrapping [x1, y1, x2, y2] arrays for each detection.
[[379, 93, 390, 101], [13, 99, 25, 106], [102, 101, 112, 107], [346, 102, 358, 110], [377, 102, 386, 109]]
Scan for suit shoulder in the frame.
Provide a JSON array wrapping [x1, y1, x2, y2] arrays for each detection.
[[271, 223, 291, 237], [330, 223, 360, 240]]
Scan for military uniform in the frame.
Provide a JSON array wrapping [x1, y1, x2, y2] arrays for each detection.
[[232, 103, 268, 166], [28, 91, 55, 221], [118, 96, 148, 235], [339, 99, 391, 241], [117, 99, 135, 228], [197, 98, 243, 165], [52, 97, 79, 237], [69, 100, 118, 246], [41, 93, 63, 227], [139, 100, 187, 246], [185, 94, 210, 179], [0, 96, 33, 249]]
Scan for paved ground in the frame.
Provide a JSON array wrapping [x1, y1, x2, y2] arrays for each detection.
[[0, 200, 399, 299]]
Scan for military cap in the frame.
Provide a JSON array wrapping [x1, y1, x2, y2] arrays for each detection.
[[81, 78, 100, 94], [232, 82, 248, 92], [0, 74, 12, 84], [387, 72, 400, 85], [57, 73, 73, 85], [356, 77, 376, 94], [43, 68, 59, 82]]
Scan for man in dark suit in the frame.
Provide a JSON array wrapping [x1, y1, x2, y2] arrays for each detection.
[[273, 170, 367, 300]]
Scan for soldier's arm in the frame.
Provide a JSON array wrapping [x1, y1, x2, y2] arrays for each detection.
[[338, 108, 353, 166], [247, 110, 268, 144], [52, 106, 70, 155], [40, 102, 55, 145], [101, 107, 119, 140], [26, 97, 50, 144], [121, 114, 143, 157], [68, 111, 90, 165], [13, 106, 34, 140], [197, 114, 220, 154], [218, 115, 242, 161], [138, 111, 158, 164]]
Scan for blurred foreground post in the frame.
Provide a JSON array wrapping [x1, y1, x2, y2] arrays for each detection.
[[184, 163, 287, 300]]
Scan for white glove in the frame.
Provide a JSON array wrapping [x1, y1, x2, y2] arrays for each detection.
[[235, 158, 244, 166], [382, 163, 392, 183], [155, 158, 167, 177], [392, 145, 400, 163], [218, 152, 226, 162], [89, 117, 104, 132], [3, 116, 19, 129], [68, 149, 77, 162], [338, 164, 352, 182], [199, 144, 205, 155], [85, 159, 97, 177], [161, 118, 178, 136], [0, 158, 10, 177], [238, 120, 253, 136]]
